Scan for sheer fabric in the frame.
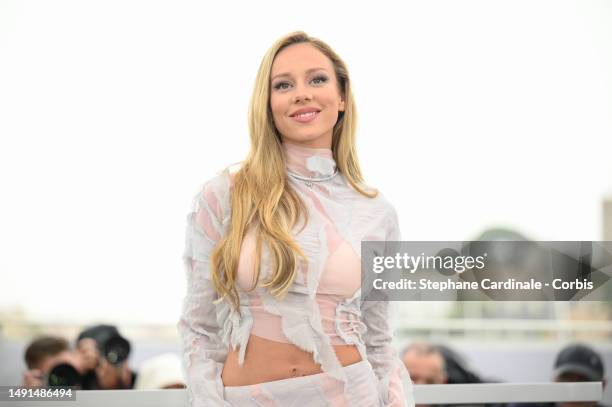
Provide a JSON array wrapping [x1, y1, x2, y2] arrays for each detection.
[[223, 360, 379, 406], [177, 142, 415, 406]]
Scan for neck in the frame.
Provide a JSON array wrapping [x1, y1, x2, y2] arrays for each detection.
[[281, 140, 337, 178]]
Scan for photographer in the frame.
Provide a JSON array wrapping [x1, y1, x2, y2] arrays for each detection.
[[22, 336, 86, 388], [76, 324, 137, 390]]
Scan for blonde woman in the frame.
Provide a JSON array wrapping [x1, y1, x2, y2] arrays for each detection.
[[178, 31, 415, 406]]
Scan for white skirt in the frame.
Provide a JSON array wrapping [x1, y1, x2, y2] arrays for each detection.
[[223, 359, 381, 406]]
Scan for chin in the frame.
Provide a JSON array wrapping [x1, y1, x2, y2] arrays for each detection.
[[283, 135, 329, 147], [288, 133, 321, 142], [282, 128, 333, 145]]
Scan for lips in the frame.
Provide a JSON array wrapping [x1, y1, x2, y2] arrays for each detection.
[[291, 110, 320, 123], [290, 107, 321, 117]]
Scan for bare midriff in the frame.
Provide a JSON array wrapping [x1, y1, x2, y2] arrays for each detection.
[[221, 334, 362, 386]]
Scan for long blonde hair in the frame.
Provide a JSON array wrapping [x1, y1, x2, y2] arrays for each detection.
[[211, 31, 378, 311]]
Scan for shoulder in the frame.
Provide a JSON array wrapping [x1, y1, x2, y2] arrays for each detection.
[[202, 162, 242, 192], [192, 162, 244, 219], [366, 186, 401, 239], [378, 191, 400, 232], [348, 178, 400, 236], [379, 190, 399, 219], [360, 182, 399, 221]]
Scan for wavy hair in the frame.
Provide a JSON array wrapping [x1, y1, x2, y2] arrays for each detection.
[[211, 31, 378, 311]]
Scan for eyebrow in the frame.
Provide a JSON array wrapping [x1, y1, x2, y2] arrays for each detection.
[[271, 67, 328, 82]]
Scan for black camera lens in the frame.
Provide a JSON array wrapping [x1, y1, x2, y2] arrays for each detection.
[[47, 363, 81, 387], [104, 336, 130, 365]]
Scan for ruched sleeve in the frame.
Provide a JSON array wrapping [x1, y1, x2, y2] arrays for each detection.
[[177, 175, 232, 407], [360, 206, 415, 407]]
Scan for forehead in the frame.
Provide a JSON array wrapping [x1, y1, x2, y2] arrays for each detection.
[[271, 43, 334, 77], [556, 372, 589, 382], [405, 352, 444, 369], [38, 350, 71, 372]]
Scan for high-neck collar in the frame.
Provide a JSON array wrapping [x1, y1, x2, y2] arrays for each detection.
[[281, 141, 337, 178]]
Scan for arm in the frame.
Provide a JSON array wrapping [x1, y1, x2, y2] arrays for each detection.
[[361, 206, 415, 407], [177, 178, 232, 407], [361, 299, 415, 407]]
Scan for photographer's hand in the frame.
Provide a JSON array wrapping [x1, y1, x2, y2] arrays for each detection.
[[22, 369, 44, 388]]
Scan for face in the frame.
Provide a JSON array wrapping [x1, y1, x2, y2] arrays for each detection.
[[269, 42, 345, 149], [555, 373, 599, 407], [38, 351, 76, 375], [76, 338, 100, 372], [404, 351, 448, 407], [403, 351, 447, 385]]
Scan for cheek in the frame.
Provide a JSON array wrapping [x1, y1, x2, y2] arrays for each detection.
[[39, 359, 54, 374], [314, 90, 342, 115], [320, 99, 340, 122], [269, 95, 286, 118]]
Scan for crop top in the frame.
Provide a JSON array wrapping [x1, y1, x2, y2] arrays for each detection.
[[177, 141, 415, 406]]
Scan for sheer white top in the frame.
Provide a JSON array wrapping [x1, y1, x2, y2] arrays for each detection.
[[177, 141, 415, 406]]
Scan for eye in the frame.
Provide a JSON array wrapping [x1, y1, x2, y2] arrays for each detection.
[[272, 75, 328, 91], [273, 81, 290, 91], [312, 75, 328, 85]]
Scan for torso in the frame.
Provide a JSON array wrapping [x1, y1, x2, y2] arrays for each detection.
[[221, 334, 362, 386], [218, 146, 390, 387]]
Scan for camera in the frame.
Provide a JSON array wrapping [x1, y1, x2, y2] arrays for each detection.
[[46, 325, 131, 389], [47, 362, 96, 389]]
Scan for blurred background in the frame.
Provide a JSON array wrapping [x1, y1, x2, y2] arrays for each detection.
[[1, 0, 611, 403]]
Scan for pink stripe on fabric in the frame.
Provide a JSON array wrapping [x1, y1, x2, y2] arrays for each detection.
[[196, 206, 220, 242], [248, 294, 357, 345], [248, 295, 290, 343], [203, 185, 223, 220], [187, 336, 202, 377], [325, 221, 342, 254], [313, 182, 332, 197], [387, 364, 405, 406], [316, 294, 356, 345], [303, 187, 334, 224]]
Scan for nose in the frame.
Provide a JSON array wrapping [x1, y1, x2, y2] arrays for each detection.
[[293, 83, 312, 103]]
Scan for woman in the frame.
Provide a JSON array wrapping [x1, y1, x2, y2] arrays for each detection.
[[178, 31, 415, 406]]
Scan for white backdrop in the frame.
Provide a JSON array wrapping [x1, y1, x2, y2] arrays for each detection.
[[0, 0, 611, 324]]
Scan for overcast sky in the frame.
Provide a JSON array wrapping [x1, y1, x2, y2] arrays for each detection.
[[1, 0, 610, 324]]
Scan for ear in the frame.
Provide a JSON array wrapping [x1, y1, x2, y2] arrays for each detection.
[[339, 98, 345, 112]]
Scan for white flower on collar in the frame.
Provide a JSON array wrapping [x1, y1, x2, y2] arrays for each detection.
[[306, 156, 335, 175]]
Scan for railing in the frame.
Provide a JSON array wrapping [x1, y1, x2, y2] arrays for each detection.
[[397, 317, 612, 335], [0, 382, 603, 406]]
